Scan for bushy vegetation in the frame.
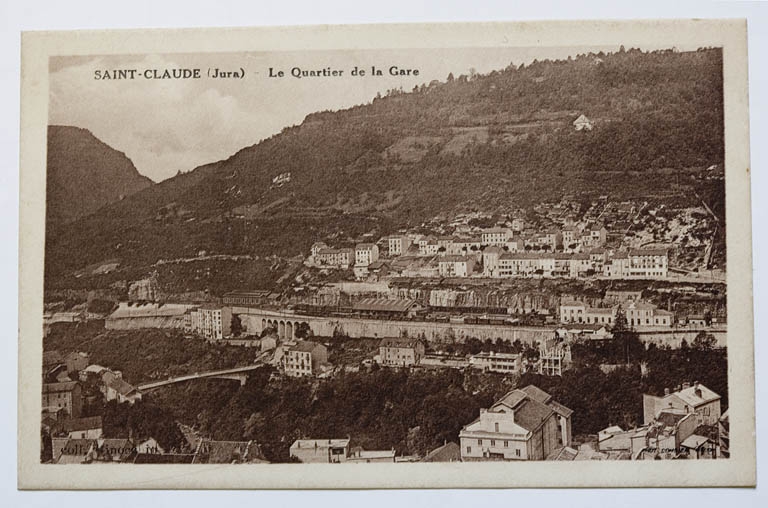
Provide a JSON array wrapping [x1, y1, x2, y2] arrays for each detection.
[[44, 325, 258, 384]]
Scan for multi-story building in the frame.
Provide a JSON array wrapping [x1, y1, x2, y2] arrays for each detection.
[[643, 382, 721, 427], [569, 253, 593, 277], [626, 301, 673, 327], [387, 235, 412, 256], [561, 227, 579, 249], [497, 252, 556, 277], [282, 340, 328, 377], [511, 218, 526, 232], [418, 236, 440, 256], [438, 255, 475, 277], [538, 338, 572, 376], [355, 243, 380, 267], [459, 385, 572, 461], [604, 249, 668, 279], [378, 337, 426, 367], [194, 304, 232, 341], [537, 230, 563, 250], [469, 351, 522, 374], [316, 248, 354, 268], [482, 246, 503, 277], [481, 228, 513, 246], [583, 225, 607, 247], [627, 249, 668, 278], [42, 381, 82, 418], [437, 236, 456, 252]]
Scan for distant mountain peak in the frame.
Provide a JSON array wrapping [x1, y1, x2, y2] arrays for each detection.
[[46, 125, 154, 223]]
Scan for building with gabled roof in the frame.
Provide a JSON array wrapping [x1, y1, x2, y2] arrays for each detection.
[[459, 385, 572, 461], [573, 114, 593, 131], [422, 441, 461, 462], [643, 382, 721, 427], [42, 381, 82, 418], [282, 340, 329, 377], [54, 415, 103, 439], [105, 376, 143, 404], [379, 336, 426, 367], [290, 438, 351, 463]]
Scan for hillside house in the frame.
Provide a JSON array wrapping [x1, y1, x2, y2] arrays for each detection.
[[573, 114, 593, 131]]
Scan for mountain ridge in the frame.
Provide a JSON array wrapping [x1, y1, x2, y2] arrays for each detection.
[[45, 47, 724, 283], [46, 125, 154, 225]]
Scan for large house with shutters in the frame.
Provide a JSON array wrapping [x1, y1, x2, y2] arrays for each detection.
[[460, 385, 572, 461]]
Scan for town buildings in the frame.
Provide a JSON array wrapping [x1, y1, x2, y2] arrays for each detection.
[[469, 351, 523, 374], [598, 383, 723, 460], [316, 247, 354, 268], [192, 304, 233, 340], [438, 255, 475, 277], [387, 235, 412, 256], [378, 337, 426, 367], [355, 243, 380, 267], [290, 438, 350, 463], [42, 381, 82, 418], [481, 228, 513, 246], [104, 376, 143, 404], [538, 338, 572, 376], [459, 385, 572, 461], [289, 438, 396, 464], [558, 300, 673, 328], [105, 302, 197, 330], [643, 382, 721, 427], [282, 340, 329, 377], [573, 114, 593, 131]]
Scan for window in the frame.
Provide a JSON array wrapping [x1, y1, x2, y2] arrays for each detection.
[[504, 441, 509, 448], [494, 422, 499, 432], [466, 446, 471, 454], [515, 449, 521, 457], [490, 440, 496, 446], [477, 439, 482, 446]]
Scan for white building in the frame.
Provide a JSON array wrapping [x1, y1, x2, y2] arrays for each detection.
[[316, 248, 354, 268], [195, 304, 232, 340], [460, 385, 572, 461], [438, 255, 476, 277], [355, 243, 380, 267], [470, 351, 522, 374], [388, 235, 412, 256], [282, 340, 328, 377], [481, 228, 513, 246]]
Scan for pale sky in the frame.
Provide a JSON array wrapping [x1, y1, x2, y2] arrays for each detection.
[[49, 45, 684, 182]]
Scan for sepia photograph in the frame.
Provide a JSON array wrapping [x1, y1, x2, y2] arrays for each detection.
[[16, 19, 755, 489]]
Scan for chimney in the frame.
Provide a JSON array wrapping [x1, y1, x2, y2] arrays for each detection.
[[664, 387, 670, 396], [682, 382, 690, 390]]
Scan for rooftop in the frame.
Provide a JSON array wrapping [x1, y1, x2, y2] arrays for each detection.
[[290, 438, 350, 450], [380, 337, 424, 348], [674, 383, 721, 407], [57, 416, 103, 432], [350, 298, 415, 313], [422, 442, 461, 462], [43, 381, 79, 393]]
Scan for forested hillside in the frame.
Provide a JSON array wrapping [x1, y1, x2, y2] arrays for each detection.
[[46, 126, 153, 225], [46, 47, 724, 283]]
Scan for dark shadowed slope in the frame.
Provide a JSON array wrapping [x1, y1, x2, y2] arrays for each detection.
[[46, 125, 154, 224]]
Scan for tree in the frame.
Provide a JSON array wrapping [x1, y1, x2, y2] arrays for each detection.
[[294, 322, 312, 339], [230, 314, 243, 336], [692, 331, 717, 351], [612, 306, 628, 333]]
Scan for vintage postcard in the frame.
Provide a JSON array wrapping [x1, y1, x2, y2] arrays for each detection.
[[18, 20, 754, 488]]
